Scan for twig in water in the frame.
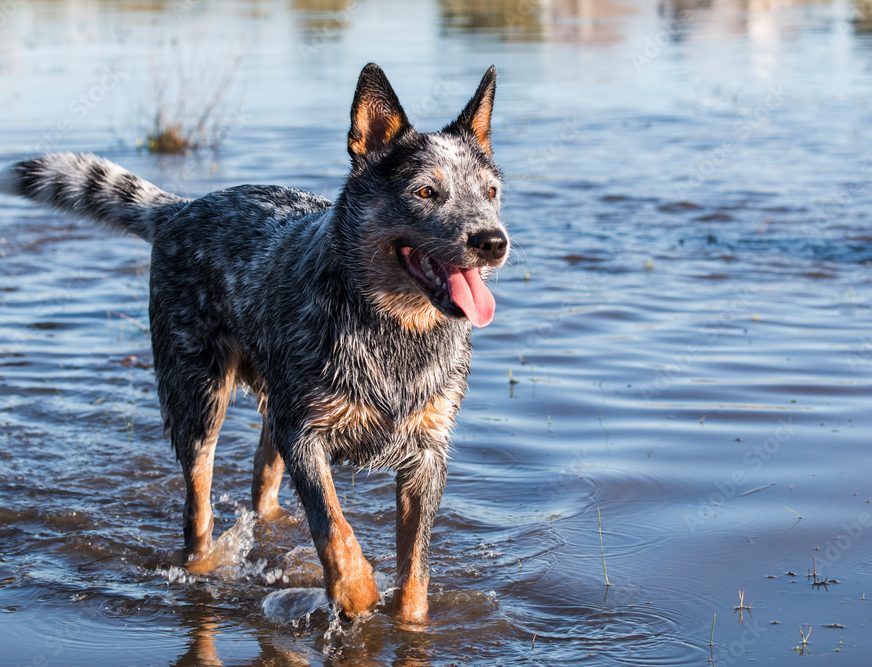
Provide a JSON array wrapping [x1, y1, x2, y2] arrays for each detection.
[[733, 590, 752, 624], [109, 310, 149, 334], [808, 556, 837, 589], [597, 506, 611, 587], [793, 624, 812, 655]]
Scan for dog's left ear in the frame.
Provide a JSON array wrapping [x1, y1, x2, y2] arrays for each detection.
[[348, 63, 411, 163], [449, 65, 497, 156]]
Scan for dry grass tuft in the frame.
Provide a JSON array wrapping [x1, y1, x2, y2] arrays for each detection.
[[142, 45, 244, 155], [147, 121, 192, 155]]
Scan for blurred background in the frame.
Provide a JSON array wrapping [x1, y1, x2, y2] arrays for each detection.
[[2, 1, 872, 665]]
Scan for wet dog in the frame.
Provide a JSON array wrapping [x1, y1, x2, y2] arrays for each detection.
[[0, 63, 509, 623]]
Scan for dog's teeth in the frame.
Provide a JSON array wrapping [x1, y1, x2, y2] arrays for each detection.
[[425, 269, 435, 280]]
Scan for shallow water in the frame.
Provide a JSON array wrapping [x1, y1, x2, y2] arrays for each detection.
[[2, 1, 872, 665]]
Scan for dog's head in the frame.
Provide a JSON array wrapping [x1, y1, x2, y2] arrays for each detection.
[[341, 63, 509, 332]]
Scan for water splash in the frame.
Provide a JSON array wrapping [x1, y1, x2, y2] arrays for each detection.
[[154, 500, 259, 584], [210, 504, 257, 573], [154, 565, 196, 585], [262, 587, 329, 626]]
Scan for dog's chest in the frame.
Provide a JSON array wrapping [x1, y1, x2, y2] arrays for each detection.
[[308, 322, 470, 460], [337, 325, 467, 417]]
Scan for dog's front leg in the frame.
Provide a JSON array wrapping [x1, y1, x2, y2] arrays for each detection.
[[394, 448, 447, 624], [284, 435, 380, 617]]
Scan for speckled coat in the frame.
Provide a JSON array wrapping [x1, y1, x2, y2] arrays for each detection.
[[0, 63, 509, 623]]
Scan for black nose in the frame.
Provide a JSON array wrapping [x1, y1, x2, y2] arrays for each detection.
[[467, 229, 508, 262]]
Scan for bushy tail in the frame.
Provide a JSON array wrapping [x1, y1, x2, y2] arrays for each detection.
[[0, 152, 188, 243]]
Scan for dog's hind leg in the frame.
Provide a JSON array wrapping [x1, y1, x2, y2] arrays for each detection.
[[393, 449, 447, 624], [150, 296, 237, 570], [161, 366, 234, 572], [251, 411, 285, 519]]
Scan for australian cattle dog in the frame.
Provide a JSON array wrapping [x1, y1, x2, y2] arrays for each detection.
[[0, 63, 509, 623]]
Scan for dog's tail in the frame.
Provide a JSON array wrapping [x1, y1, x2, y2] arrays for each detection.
[[0, 152, 188, 243]]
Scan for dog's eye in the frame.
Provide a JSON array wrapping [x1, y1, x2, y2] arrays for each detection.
[[487, 186, 498, 199], [416, 186, 435, 199]]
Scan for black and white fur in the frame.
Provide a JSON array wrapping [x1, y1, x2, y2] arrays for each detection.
[[0, 63, 509, 623]]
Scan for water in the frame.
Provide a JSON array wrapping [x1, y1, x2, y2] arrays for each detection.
[[2, 1, 872, 664]]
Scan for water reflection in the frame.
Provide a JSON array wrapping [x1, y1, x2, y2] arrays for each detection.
[[170, 608, 227, 667], [169, 604, 313, 667], [169, 599, 436, 667], [435, 0, 860, 43], [853, 0, 872, 32], [291, 0, 355, 34], [438, 0, 637, 43]]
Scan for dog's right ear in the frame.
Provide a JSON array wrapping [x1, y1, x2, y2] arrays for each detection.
[[348, 63, 411, 164]]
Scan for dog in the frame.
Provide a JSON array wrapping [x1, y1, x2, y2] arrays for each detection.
[[0, 63, 509, 623]]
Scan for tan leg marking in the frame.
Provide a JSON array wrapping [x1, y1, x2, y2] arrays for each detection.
[[394, 481, 430, 624], [183, 370, 235, 574], [251, 418, 285, 519], [183, 444, 217, 571], [315, 463, 380, 617]]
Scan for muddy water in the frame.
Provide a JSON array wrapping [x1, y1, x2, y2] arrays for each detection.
[[2, 1, 872, 665]]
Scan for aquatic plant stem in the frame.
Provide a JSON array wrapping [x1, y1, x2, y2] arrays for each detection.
[[597, 506, 611, 587]]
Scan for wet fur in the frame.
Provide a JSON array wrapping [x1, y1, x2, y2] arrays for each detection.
[[0, 63, 507, 622]]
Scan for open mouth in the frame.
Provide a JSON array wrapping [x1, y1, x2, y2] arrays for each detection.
[[397, 246, 496, 328]]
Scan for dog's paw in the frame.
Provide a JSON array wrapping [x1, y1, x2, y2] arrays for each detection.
[[329, 573, 380, 618], [254, 503, 290, 522], [325, 558, 380, 618], [182, 548, 219, 575], [391, 581, 429, 626]]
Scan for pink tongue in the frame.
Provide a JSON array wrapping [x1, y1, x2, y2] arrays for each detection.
[[446, 267, 495, 328]]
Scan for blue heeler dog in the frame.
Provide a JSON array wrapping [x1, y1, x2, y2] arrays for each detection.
[[0, 63, 508, 623]]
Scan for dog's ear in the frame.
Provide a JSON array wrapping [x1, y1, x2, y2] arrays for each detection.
[[450, 65, 497, 156], [348, 63, 411, 163]]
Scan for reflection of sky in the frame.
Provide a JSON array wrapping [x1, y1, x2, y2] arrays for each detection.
[[0, 0, 870, 207]]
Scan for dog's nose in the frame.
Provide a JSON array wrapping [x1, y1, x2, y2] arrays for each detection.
[[467, 229, 508, 262]]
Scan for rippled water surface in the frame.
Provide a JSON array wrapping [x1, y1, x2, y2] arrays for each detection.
[[2, 1, 872, 665]]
